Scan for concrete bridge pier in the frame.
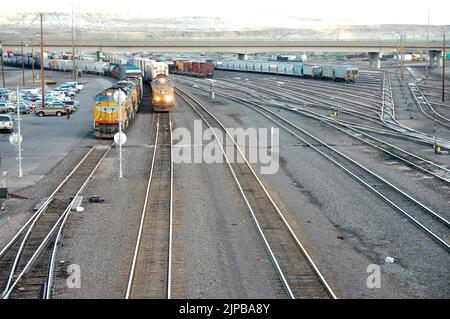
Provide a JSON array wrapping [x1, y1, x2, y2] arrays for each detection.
[[368, 52, 381, 69], [428, 50, 443, 68], [237, 53, 248, 60]]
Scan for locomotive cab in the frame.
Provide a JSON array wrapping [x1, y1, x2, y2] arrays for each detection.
[[151, 75, 175, 112]]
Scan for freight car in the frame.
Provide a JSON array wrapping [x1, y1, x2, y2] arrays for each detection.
[[151, 74, 174, 112], [144, 61, 169, 83], [112, 64, 142, 80], [172, 61, 214, 78], [215, 60, 358, 83]]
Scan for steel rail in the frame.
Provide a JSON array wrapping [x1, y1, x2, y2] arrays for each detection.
[[175, 80, 450, 251], [125, 115, 161, 299], [210, 92, 450, 251], [0, 144, 102, 297], [0, 145, 98, 260], [176, 88, 338, 299], [125, 114, 174, 299], [174, 76, 438, 146], [167, 116, 174, 299], [44, 145, 113, 299], [2, 143, 112, 299]]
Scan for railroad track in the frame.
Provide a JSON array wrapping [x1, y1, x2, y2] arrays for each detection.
[[174, 80, 450, 253], [176, 87, 337, 299], [175, 76, 450, 181], [126, 113, 174, 299], [409, 82, 450, 130], [0, 141, 112, 299]]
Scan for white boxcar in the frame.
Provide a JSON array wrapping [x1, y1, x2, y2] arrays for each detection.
[[144, 61, 169, 82]]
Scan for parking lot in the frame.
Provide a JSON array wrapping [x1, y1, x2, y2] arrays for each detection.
[[0, 68, 113, 191]]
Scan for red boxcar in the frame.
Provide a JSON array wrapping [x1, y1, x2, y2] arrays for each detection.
[[174, 61, 214, 78]]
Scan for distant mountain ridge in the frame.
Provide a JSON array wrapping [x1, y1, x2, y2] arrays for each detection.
[[0, 12, 448, 41]]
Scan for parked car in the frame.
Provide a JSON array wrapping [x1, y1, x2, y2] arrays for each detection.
[[18, 103, 32, 114], [54, 87, 76, 99], [46, 91, 70, 101], [62, 100, 78, 113], [58, 83, 79, 94], [0, 102, 9, 113], [0, 115, 14, 133], [0, 88, 10, 100], [63, 81, 84, 91], [34, 103, 68, 117]]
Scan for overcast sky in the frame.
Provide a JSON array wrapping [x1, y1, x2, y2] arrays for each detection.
[[4, 0, 450, 26]]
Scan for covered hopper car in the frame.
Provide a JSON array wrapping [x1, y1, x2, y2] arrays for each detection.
[[215, 60, 358, 83]]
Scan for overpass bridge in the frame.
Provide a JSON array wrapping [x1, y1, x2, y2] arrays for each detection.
[[2, 39, 449, 68]]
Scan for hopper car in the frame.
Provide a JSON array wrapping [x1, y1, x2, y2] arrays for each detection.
[[215, 60, 358, 82]]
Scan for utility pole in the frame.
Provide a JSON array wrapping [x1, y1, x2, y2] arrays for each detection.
[[16, 87, 23, 177], [118, 90, 123, 178], [40, 13, 45, 107], [0, 40, 5, 87], [396, 37, 400, 75], [401, 35, 406, 81], [31, 37, 35, 84], [443, 33, 446, 103], [21, 41, 25, 86], [425, 8, 430, 80], [71, 3, 77, 81]]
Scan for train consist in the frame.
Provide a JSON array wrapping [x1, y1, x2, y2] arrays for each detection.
[[94, 75, 143, 138], [2, 55, 110, 75], [215, 60, 358, 82], [130, 58, 174, 112], [171, 61, 214, 78]]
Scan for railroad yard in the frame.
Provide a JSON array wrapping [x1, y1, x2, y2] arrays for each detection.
[[0, 54, 449, 301]]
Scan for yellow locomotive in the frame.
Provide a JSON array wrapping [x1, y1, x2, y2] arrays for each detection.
[[93, 87, 133, 138], [151, 74, 174, 112]]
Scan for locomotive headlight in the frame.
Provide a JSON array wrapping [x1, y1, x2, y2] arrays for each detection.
[[165, 95, 173, 102], [155, 96, 161, 102]]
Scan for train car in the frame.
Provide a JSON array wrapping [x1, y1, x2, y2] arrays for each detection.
[[123, 75, 143, 102], [303, 64, 322, 79], [144, 61, 169, 83], [151, 74, 174, 112], [285, 63, 294, 75], [115, 80, 139, 117], [334, 65, 358, 83], [173, 61, 214, 78], [277, 63, 287, 75], [321, 65, 335, 80], [268, 63, 278, 73], [261, 62, 270, 73], [93, 88, 132, 139]]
